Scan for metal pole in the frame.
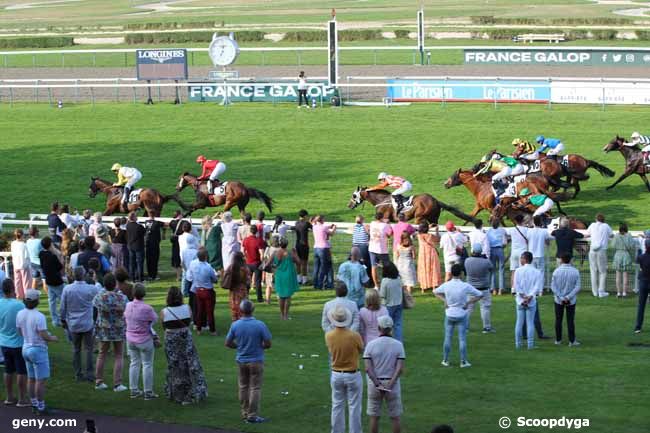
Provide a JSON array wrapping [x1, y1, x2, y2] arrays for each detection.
[[320, 85, 323, 108], [442, 77, 447, 109], [93, 54, 96, 67], [35, 80, 39, 103], [47, 87, 52, 107], [262, 51, 265, 66], [346, 76, 351, 104], [132, 87, 137, 104], [62, 53, 65, 68], [75, 79, 80, 103], [115, 78, 120, 102], [9, 87, 13, 107], [192, 51, 195, 66], [90, 87, 95, 107], [373, 50, 377, 66], [32, 55, 36, 68], [146, 80, 153, 105], [174, 80, 180, 104], [157, 80, 161, 102], [601, 80, 606, 111], [547, 78, 552, 110], [493, 78, 498, 110]]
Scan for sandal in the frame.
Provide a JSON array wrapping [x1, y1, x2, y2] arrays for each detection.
[[3, 400, 17, 406]]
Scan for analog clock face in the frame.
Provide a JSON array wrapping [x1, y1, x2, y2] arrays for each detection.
[[209, 36, 240, 66]]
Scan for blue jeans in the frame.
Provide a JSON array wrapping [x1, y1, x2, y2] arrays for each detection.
[[313, 248, 333, 289], [490, 247, 505, 290], [47, 284, 64, 327], [128, 248, 144, 281], [22, 346, 50, 380], [443, 315, 468, 362], [515, 303, 536, 349], [387, 304, 403, 342]]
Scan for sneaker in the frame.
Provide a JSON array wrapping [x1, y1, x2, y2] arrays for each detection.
[[460, 360, 472, 368], [130, 390, 143, 399], [554, 340, 562, 345], [598, 292, 610, 298], [246, 416, 267, 424], [569, 341, 581, 347], [144, 392, 159, 401], [95, 383, 108, 391], [538, 335, 550, 340], [634, 329, 642, 334], [440, 360, 450, 367], [113, 384, 128, 393], [482, 327, 495, 333], [37, 407, 56, 416]]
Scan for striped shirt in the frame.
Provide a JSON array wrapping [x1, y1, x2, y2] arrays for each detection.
[[385, 175, 405, 188], [352, 223, 369, 245], [550, 264, 581, 305], [633, 135, 650, 145]]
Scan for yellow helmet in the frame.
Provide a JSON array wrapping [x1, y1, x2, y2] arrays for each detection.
[[111, 163, 122, 172], [512, 138, 522, 146]]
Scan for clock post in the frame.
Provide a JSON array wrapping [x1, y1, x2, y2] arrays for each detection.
[[208, 32, 240, 106]]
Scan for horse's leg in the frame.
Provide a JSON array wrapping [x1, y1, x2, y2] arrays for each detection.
[[606, 171, 632, 190], [555, 201, 566, 216], [572, 178, 580, 198], [640, 173, 650, 192], [223, 200, 236, 212]]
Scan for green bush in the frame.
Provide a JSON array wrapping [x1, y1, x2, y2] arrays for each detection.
[[124, 31, 264, 45], [471, 16, 632, 26], [635, 30, 650, 40], [339, 29, 382, 41], [283, 31, 327, 42], [393, 29, 410, 39], [0, 36, 74, 48]]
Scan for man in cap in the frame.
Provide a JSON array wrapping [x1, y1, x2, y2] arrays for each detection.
[[326, 305, 364, 433], [363, 315, 406, 433], [464, 243, 494, 333]]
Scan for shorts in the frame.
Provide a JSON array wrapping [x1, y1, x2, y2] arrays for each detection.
[[444, 259, 459, 273], [22, 346, 50, 380], [510, 251, 524, 271], [369, 252, 389, 268], [295, 243, 309, 261], [1, 346, 27, 375], [30, 263, 43, 279], [367, 379, 402, 417]]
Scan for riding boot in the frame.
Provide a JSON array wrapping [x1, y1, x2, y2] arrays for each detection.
[[207, 180, 213, 194], [394, 195, 404, 215], [548, 154, 558, 161], [122, 186, 131, 204]]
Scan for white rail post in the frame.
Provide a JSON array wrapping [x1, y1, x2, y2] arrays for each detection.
[[547, 77, 552, 111], [601, 78, 606, 111]]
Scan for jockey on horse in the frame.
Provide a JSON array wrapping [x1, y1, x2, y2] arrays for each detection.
[[367, 172, 412, 214], [536, 135, 565, 160], [474, 144, 529, 202], [515, 187, 554, 218], [625, 132, 650, 163], [196, 155, 227, 194], [111, 163, 142, 206]]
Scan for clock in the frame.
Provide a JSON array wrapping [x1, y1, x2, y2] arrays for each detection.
[[208, 34, 240, 67]]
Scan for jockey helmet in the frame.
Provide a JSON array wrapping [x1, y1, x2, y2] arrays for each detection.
[[111, 163, 122, 172], [196, 155, 207, 164], [377, 172, 388, 180], [631, 131, 641, 139], [512, 138, 522, 146], [535, 135, 545, 144]]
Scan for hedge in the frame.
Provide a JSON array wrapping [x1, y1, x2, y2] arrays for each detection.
[[0, 36, 74, 48], [283, 31, 327, 42], [125, 31, 265, 45], [470, 16, 632, 26]]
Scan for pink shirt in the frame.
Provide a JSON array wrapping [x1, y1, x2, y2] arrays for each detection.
[[313, 223, 332, 249], [124, 299, 158, 345], [391, 221, 416, 251], [359, 306, 389, 345], [369, 221, 393, 254]]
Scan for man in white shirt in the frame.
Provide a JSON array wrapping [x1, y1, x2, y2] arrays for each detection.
[[440, 221, 468, 282], [587, 213, 613, 297], [321, 281, 360, 333], [513, 252, 544, 349], [468, 220, 490, 260], [528, 216, 553, 291], [506, 214, 529, 290]]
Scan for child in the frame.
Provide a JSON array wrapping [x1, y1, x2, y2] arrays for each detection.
[[396, 232, 416, 294]]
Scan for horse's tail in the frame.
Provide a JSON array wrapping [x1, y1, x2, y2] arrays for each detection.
[[247, 188, 274, 213], [587, 160, 615, 178], [437, 200, 479, 225], [162, 192, 190, 212]]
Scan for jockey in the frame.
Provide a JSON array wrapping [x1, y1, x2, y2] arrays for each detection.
[[536, 135, 564, 159], [368, 172, 412, 213], [628, 132, 650, 160], [475, 153, 524, 201], [518, 187, 554, 218], [512, 138, 539, 162], [111, 163, 142, 205], [196, 155, 227, 194]]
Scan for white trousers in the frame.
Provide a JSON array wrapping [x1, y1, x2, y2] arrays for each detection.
[[642, 144, 650, 153], [492, 165, 524, 182], [209, 162, 227, 181], [392, 181, 412, 196], [589, 249, 608, 296], [125, 170, 142, 188], [532, 197, 554, 217], [331, 371, 363, 433], [546, 142, 564, 156]]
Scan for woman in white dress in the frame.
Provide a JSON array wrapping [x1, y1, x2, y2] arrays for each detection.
[[220, 212, 240, 270], [396, 232, 417, 293]]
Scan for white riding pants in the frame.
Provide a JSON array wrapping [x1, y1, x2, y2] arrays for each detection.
[[125, 170, 142, 188], [546, 142, 564, 156], [392, 181, 412, 196], [532, 197, 554, 217], [209, 162, 226, 181]]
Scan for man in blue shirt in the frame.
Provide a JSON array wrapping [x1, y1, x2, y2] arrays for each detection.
[[225, 300, 272, 424], [187, 248, 218, 335], [536, 135, 565, 159], [0, 279, 29, 407], [337, 247, 370, 308]]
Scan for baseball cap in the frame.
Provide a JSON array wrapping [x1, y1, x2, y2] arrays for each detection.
[[25, 289, 41, 301]]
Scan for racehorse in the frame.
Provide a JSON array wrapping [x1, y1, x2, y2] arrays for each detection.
[[512, 142, 615, 196], [177, 173, 274, 216], [444, 169, 552, 219], [602, 135, 650, 192], [89, 177, 187, 217], [347, 186, 479, 226], [489, 189, 573, 227], [477, 150, 571, 190]]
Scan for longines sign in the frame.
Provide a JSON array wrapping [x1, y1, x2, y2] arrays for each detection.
[[464, 48, 650, 66]]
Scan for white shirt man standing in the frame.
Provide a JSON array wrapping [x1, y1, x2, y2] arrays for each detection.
[[587, 213, 613, 297], [528, 215, 553, 290], [513, 252, 544, 349], [506, 214, 529, 290]]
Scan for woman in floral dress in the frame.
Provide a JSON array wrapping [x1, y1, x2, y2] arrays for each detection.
[[417, 223, 441, 293]]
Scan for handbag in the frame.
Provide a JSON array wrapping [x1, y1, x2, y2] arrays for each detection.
[[221, 269, 233, 290], [402, 287, 415, 309]]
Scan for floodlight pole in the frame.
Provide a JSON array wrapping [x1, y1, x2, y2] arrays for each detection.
[[417, 7, 425, 66]]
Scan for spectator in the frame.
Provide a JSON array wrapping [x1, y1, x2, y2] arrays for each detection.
[[440, 221, 467, 282], [10, 228, 31, 300], [262, 237, 281, 304], [322, 281, 360, 333], [326, 305, 364, 433], [126, 212, 145, 282], [368, 212, 392, 288], [69, 238, 85, 272], [551, 253, 582, 346], [115, 267, 134, 301], [612, 223, 636, 298], [144, 215, 163, 281], [15, 289, 58, 415], [364, 315, 405, 433], [179, 220, 199, 300], [88, 212, 105, 239], [464, 243, 494, 333], [255, 211, 271, 240], [237, 212, 252, 245], [225, 300, 272, 424], [60, 266, 100, 382], [396, 232, 416, 294], [587, 213, 613, 298], [359, 289, 389, 345], [187, 248, 218, 336], [60, 228, 78, 274], [528, 216, 553, 288], [634, 239, 650, 334], [124, 283, 158, 400], [222, 252, 250, 322], [59, 204, 79, 229], [77, 236, 110, 275], [294, 209, 312, 285], [513, 252, 543, 349], [94, 226, 112, 262], [270, 215, 289, 241], [506, 214, 529, 289], [79, 209, 93, 238], [46, 202, 66, 244], [204, 214, 223, 273], [313, 215, 336, 290], [352, 215, 371, 281], [551, 217, 584, 264], [435, 264, 483, 367], [169, 210, 183, 282], [391, 213, 415, 262], [272, 237, 300, 321], [93, 273, 128, 392], [297, 70, 308, 107], [0, 279, 29, 407], [38, 237, 65, 327], [487, 219, 507, 295], [417, 223, 441, 294], [160, 286, 208, 405], [221, 212, 240, 270], [110, 217, 127, 270], [242, 225, 266, 303], [25, 227, 43, 290], [337, 247, 370, 308], [379, 262, 404, 342], [468, 219, 490, 259]]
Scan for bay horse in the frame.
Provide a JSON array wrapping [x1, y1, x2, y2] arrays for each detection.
[[88, 177, 187, 217], [177, 173, 274, 216], [477, 150, 571, 191], [512, 142, 615, 196], [602, 135, 650, 192], [347, 186, 478, 226], [489, 189, 573, 227]]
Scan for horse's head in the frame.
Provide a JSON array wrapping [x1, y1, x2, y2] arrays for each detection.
[[348, 186, 366, 209], [444, 169, 462, 189], [603, 135, 624, 153], [177, 172, 191, 191], [88, 177, 99, 198]]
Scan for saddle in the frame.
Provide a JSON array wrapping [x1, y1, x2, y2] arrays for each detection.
[[206, 181, 228, 206], [115, 188, 141, 204], [391, 195, 414, 213]]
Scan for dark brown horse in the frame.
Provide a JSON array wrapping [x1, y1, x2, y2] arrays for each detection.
[[177, 173, 274, 216], [512, 142, 615, 196], [478, 150, 571, 191], [347, 186, 478, 225], [89, 177, 186, 217], [602, 135, 650, 191], [490, 189, 573, 227]]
